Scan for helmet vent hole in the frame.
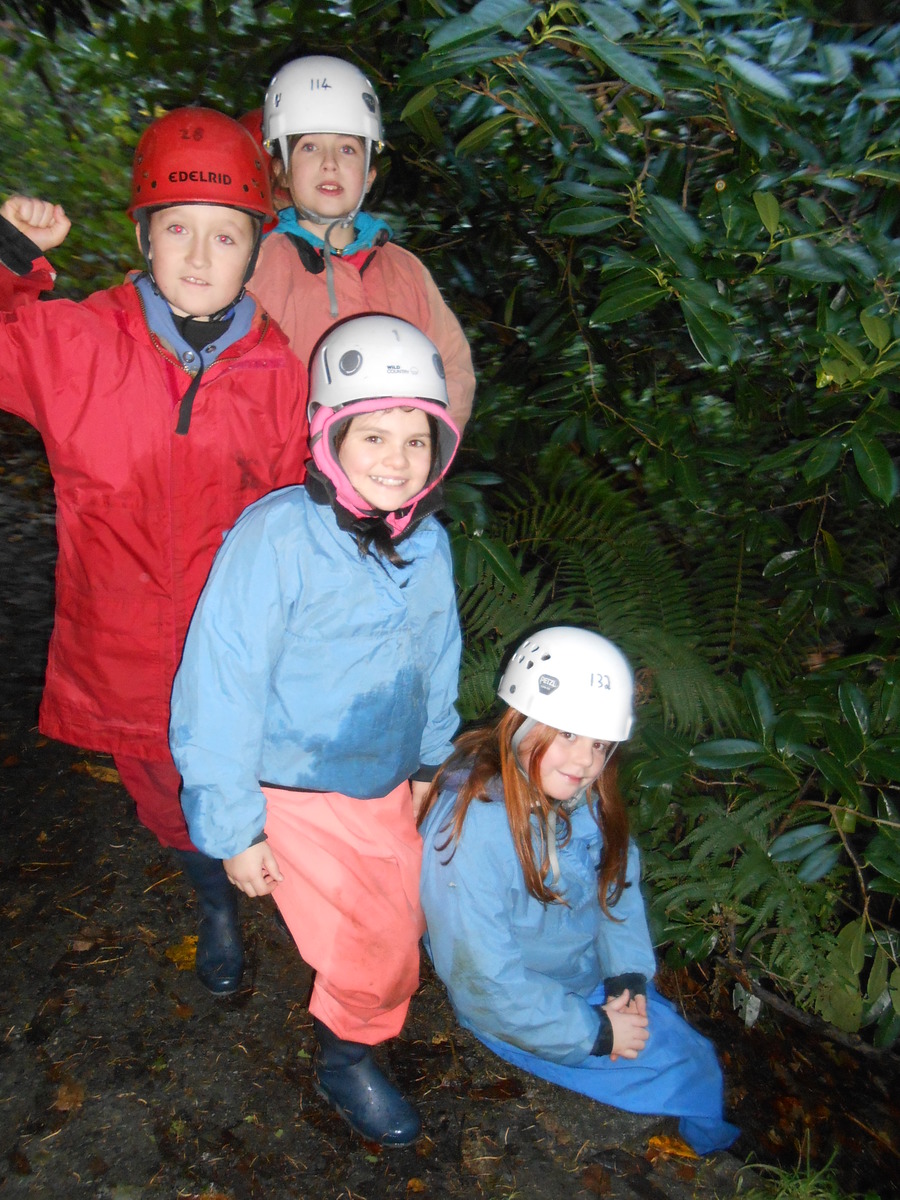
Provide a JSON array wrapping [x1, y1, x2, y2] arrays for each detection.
[[338, 349, 363, 376]]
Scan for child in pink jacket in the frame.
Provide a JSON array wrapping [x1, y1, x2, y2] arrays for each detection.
[[250, 54, 475, 431]]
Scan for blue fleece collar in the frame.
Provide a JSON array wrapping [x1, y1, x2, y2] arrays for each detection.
[[132, 273, 255, 371], [269, 208, 393, 255]]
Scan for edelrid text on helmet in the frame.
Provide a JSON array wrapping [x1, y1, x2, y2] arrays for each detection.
[[498, 627, 635, 742], [128, 108, 274, 220]]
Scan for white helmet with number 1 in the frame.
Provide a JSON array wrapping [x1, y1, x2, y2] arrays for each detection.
[[307, 315, 460, 536], [498, 627, 635, 742]]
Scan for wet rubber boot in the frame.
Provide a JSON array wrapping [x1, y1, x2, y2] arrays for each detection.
[[312, 1017, 421, 1147], [174, 850, 244, 996]]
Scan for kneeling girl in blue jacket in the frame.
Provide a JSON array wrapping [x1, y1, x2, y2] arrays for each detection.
[[418, 627, 739, 1155], [170, 315, 461, 1148]]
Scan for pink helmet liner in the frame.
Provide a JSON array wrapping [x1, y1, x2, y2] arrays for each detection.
[[309, 396, 460, 537]]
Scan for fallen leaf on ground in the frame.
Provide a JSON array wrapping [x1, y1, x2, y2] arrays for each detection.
[[53, 1078, 86, 1112], [72, 760, 121, 785], [581, 1162, 612, 1194], [165, 935, 198, 970], [646, 1134, 698, 1162]]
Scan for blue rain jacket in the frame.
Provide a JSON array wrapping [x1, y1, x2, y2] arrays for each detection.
[[420, 773, 740, 1154], [420, 772, 657, 1065], [171, 486, 461, 859]]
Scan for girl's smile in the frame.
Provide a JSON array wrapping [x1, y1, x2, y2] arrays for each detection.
[[519, 728, 612, 802], [337, 407, 433, 510]]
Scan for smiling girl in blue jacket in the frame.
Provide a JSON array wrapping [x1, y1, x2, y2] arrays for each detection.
[[170, 314, 461, 1148], [418, 627, 739, 1156]]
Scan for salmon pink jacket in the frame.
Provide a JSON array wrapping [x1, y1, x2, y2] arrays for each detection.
[[250, 216, 475, 431], [0, 259, 309, 760]]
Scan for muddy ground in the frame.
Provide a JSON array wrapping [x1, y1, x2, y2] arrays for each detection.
[[1, 413, 898, 1200]]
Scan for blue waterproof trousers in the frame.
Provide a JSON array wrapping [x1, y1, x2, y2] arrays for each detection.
[[472, 984, 740, 1155]]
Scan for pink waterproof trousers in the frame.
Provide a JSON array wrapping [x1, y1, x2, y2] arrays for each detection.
[[262, 781, 425, 1045]]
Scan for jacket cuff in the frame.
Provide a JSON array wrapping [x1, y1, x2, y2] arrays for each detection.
[[590, 1008, 614, 1057], [604, 972, 647, 1000], [411, 763, 440, 783], [0, 213, 41, 275]]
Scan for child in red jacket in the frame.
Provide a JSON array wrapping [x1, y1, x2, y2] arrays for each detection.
[[0, 107, 310, 997], [250, 55, 475, 431]]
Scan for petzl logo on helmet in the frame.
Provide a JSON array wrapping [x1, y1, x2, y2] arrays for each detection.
[[538, 674, 559, 695]]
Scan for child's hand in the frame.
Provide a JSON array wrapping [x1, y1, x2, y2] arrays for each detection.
[[223, 842, 284, 897], [603, 990, 649, 1061], [1, 196, 71, 252], [618, 989, 647, 1019]]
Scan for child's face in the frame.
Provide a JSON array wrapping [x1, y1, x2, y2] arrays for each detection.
[[337, 407, 433, 511], [519, 726, 612, 803], [141, 205, 256, 318], [288, 133, 376, 225]]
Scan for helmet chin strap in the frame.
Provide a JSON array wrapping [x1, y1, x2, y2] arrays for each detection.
[[293, 138, 374, 318]]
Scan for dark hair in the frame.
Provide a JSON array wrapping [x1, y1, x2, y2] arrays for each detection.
[[334, 407, 441, 567]]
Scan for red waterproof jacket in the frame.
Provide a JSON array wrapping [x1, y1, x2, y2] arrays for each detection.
[[0, 263, 309, 759]]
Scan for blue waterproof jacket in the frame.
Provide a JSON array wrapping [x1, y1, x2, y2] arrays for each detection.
[[171, 486, 461, 859], [420, 773, 657, 1066], [420, 771, 740, 1155]]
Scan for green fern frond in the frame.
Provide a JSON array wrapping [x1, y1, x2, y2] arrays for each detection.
[[461, 456, 740, 733]]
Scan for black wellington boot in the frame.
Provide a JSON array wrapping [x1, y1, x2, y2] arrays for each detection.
[[312, 1017, 421, 1147], [174, 850, 244, 996]]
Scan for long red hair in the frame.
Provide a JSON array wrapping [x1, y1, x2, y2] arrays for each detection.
[[418, 709, 631, 914]]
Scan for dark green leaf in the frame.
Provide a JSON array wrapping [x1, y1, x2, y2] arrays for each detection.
[[428, 0, 538, 53], [770, 824, 833, 862], [724, 53, 793, 101], [850, 433, 899, 503], [679, 297, 738, 367], [575, 27, 664, 100], [753, 190, 780, 235], [797, 843, 842, 883], [690, 739, 766, 769]]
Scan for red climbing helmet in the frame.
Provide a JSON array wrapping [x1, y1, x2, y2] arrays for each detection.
[[128, 107, 274, 220]]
